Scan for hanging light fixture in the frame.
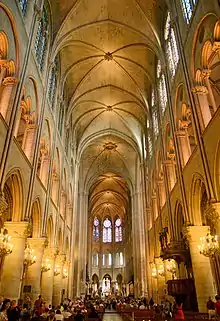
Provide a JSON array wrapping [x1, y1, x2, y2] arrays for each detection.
[[151, 264, 157, 278], [54, 265, 61, 276], [166, 259, 176, 277], [198, 232, 219, 257], [41, 258, 51, 272], [24, 243, 36, 267], [157, 264, 165, 277], [63, 267, 68, 279], [0, 228, 13, 256]]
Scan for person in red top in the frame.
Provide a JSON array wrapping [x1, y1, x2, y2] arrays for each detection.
[[215, 295, 220, 320], [174, 298, 184, 320]]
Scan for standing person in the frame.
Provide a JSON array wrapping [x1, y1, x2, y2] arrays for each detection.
[[174, 298, 184, 321], [34, 296, 42, 315], [215, 295, 220, 321], [0, 299, 11, 321], [207, 297, 215, 320], [7, 300, 20, 321]]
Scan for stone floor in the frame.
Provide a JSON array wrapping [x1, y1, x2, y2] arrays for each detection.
[[103, 312, 123, 321]]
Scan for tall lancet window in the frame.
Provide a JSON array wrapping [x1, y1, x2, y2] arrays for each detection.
[[93, 217, 99, 242], [115, 218, 122, 242], [18, 0, 28, 16], [151, 89, 159, 137], [103, 218, 112, 243], [165, 12, 179, 79], [157, 60, 168, 114], [34, 5, 49, 72], [180, 0, 197, 24], [48, 56, 58, 108]]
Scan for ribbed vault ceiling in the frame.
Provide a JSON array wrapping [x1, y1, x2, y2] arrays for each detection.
[[50, 0, 166, 218]]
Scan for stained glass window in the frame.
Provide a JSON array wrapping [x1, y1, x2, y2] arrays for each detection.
[[115, 218, 122, 242], [93, 217, 99, 242], [157, 60, 168, 114], [103, 218, 112, 243], [35, 6, 49, 72], [58, 104, 64, 135], [180, 0, 197, 24], [18, 0, 28, 16], [48, 57, 58, 107], [164, 12, 179, 79]]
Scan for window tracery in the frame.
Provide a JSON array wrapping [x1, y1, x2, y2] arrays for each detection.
[[18, 0, 28, 16], [103, 218, 112, 243], [165, 12, 179, 79], [157, 60, 168, 114], [35, 5, 49, 72], [93, 217, 99, 242], [151, 89, 159, 137], [180, 0, 197, 24], [115, 218, 122, 242], [48, 57, 58, 107]]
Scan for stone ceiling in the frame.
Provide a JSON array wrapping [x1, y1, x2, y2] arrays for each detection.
[[50, 0, 167, 217]]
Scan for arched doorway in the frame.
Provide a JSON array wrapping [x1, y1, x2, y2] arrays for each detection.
[[92, 273, 99, 295]]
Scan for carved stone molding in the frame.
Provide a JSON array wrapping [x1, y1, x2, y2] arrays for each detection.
[[0, 193, 8, 215], [2, 76, 17, 86]]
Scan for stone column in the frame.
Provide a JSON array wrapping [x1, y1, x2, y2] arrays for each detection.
[[164, 160, 176, 191], [41, 247, 57, 304], [0, 222, 28, 299], [157, 180, 166, 208], [0, 60, 7, 86], [22, 124, 38, 162], [192, 86, 211, 128], [202, 69, 217, 113], [24, 238, 46, 301], [39, 154, 50, 186], [0, 77, 17, 120], [176, 129, 191, 166], [53, 254, 65, 306], [185, 226, 215, 312]]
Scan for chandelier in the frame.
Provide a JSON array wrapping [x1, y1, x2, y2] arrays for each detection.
[[63, 268, 68, 279], [0, 228, 13, 256], [24, 244, 36, 267], [166, 259, 176, 277], [198, 232, 219, 257], [54, 265, 61, 276], [157, 264, 165, 277], [41, 258, 51, 272], [151, 264, 157, 278]]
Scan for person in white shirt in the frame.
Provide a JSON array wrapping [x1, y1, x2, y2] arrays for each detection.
[[55, 309, 64, 321]]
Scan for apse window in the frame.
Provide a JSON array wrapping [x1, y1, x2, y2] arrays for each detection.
[[93, 217, 100, 242], [164, 12, 179, 79], [103, 218, 112, 243], [180, 0, 197, 24], [115, 218, 122, 242], [157, 60, 168, 114]]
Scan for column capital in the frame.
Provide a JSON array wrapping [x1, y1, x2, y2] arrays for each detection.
[[205, 203, 220, 223], [0, 60, 8, 69], [2, 76, 17, 86], [192, 85, 208, 95], [212, 41, 220, 52], [201, 69, 212, 79], [175, 129, 188, 137], [163, 159, 175, 167], [55, 253, 66, 266], [27, 237, 47, 249], [43, 247, 58, 260], [4, 221, 29, 238], [182, 225, 210, 242]]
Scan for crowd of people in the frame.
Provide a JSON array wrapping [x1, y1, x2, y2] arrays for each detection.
[[0, 295, 219, 321]]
